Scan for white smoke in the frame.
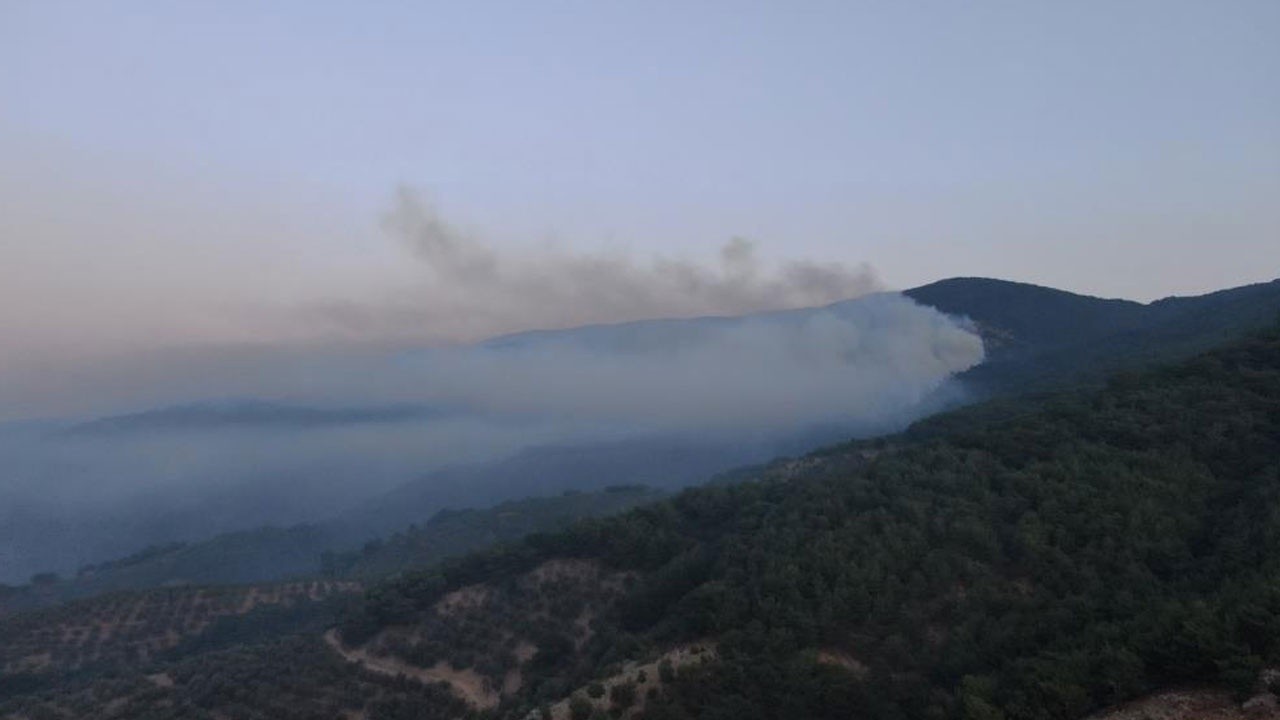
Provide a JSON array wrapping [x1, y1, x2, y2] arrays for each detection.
[[385, 292, 985, 432]]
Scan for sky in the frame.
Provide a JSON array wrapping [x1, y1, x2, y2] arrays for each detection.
[[2, 1, 1278, 416]]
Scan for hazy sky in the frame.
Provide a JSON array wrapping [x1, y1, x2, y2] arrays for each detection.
[[2, 1, 1278, 385]]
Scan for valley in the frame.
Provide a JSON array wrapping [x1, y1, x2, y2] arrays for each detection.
[[2, 279, 1279, 719]]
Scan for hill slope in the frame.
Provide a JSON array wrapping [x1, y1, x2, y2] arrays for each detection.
[[333, 322, 1280, 719], [904, 276, 1280, 394]]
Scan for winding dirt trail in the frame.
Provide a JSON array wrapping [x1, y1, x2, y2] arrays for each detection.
[[323, 629, 498, 709]]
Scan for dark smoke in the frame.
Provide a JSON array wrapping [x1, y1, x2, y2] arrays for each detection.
[[301, 188, 884, 345]]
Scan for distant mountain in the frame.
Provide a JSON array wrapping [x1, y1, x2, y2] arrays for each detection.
[[63, 399, 456, 435], [904, 276, 1280, 394], [61, 278, 1280, 439], [466, 277, 1280, 406]]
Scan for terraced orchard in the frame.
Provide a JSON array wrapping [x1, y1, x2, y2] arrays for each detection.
[[332, 559, 633, 712], [0, 580, 359, 674]]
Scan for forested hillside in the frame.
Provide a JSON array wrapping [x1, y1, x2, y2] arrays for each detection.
[[341, 323, 1280, 719], [3, 325, 1279, 719], [325, 485, 663, 580], [906, 277, 1280, 395]]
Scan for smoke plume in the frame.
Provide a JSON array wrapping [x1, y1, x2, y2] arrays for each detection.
[[387, 293, 984, 432], [304, 188, 883, 345]]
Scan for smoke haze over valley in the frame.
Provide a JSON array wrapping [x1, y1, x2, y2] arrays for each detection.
[[3, 5, 1279, 718], [1, 184, 989, 582], [0, 278, 984, 581]]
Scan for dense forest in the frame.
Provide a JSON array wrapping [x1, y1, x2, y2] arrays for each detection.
[[342, 323, 1280, 719], [905, 277, 1280, 395], [324, 485, 663, 579], [3, 324, 1279, 718]]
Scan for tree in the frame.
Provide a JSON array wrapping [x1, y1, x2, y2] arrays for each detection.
[[569, 695, 594, 720], [610, 682, 636, 709]]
